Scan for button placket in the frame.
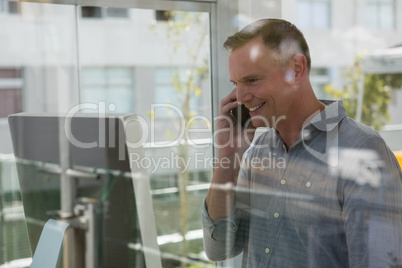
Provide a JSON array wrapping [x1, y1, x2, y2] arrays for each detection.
[[260, 136, 290, 265]]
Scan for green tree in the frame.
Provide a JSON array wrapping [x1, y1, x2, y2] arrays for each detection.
[[324, 56, 402, 130]]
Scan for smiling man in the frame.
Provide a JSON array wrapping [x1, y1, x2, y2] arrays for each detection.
[[202, 19, 402, 267]]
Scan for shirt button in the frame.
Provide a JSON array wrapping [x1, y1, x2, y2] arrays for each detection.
[[274, 212, 279, 218], [265, 248, 270, 254], [280, 179, 286, 185], [306, 181, 312, 188]]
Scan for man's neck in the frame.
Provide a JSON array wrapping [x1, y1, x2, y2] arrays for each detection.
[[276, 99, 325, 150]]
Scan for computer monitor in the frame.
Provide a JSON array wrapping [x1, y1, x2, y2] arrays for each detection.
[[8, 113, 160, 267]]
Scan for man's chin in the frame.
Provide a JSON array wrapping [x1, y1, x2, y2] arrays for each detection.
[[251, 114, 285, 128], [249, 119, 266, 129]]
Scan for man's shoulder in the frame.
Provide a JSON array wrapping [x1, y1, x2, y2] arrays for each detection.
[[338, 116, 384, 149], [319, 99, 381, 143], [251, 127, 275, 145]]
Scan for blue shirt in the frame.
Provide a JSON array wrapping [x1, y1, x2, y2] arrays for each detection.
[[202, 100, 402, 267]]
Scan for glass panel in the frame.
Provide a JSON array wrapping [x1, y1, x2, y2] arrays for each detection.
[[78, 8, 213, 267], [0, 2, 78, 266], [2, 4, 213, 267], [2, 0, 401, 267]]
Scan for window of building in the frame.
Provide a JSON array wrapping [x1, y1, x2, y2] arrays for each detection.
[[81, 67, 134, 113], [310, 67, 330, 99], [297, 0, 331, 29], [154, 68, 201, 117], [155, 10, 173, 22], [81, 6, 129, 19], [81, 6, 102, 18], [0, 1, 19, 15], [366, 0, 395, 29], [0, 68, 23, 118], [105, 7, 129, 18]]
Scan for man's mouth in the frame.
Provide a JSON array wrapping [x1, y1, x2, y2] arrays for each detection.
[[248, 102, 265, 112]]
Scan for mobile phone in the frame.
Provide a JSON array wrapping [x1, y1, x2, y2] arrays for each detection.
[[231, 104, 251, 128]]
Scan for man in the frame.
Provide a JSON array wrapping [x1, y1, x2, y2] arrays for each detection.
[[202, 18, 402, 267]]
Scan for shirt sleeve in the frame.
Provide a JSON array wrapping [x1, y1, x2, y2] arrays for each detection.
[[201, 200, 243, 261], [202, 150, 252, 262], [339, 136, 402, 267]]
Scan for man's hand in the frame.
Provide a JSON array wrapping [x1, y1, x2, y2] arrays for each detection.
[[215, 88, 256, 161], [206, 88, 255, 220]]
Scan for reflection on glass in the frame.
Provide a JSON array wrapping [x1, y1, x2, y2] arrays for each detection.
[[78, 10, 213, 265], [0, 2, 78, 266], [2, 3, 213, 267], [2, 0, 400, 267]]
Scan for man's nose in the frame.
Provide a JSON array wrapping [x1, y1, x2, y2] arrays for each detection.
[[236, 86, 252, 104]]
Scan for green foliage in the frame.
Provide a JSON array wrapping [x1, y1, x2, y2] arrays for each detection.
[[325, 56, 402, 130]]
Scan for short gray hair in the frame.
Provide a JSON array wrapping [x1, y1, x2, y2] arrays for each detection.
[[224, 19, 311, 71]]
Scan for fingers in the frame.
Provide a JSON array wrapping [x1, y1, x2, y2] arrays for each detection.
[[220, 88, 239, 115]]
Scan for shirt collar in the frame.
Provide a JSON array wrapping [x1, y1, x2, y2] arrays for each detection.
[[306, 100, 347, 132]]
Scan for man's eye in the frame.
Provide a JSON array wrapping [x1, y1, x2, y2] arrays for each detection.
[[247, 79, 258, 84]]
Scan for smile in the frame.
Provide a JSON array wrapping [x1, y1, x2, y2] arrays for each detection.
[[248, 102, 265, 112]]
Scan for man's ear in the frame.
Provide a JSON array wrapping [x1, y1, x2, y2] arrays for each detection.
[[291, 54, 307, 84]]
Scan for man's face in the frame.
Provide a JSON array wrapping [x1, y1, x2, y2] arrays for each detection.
[[229, 37, 296, 128]]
